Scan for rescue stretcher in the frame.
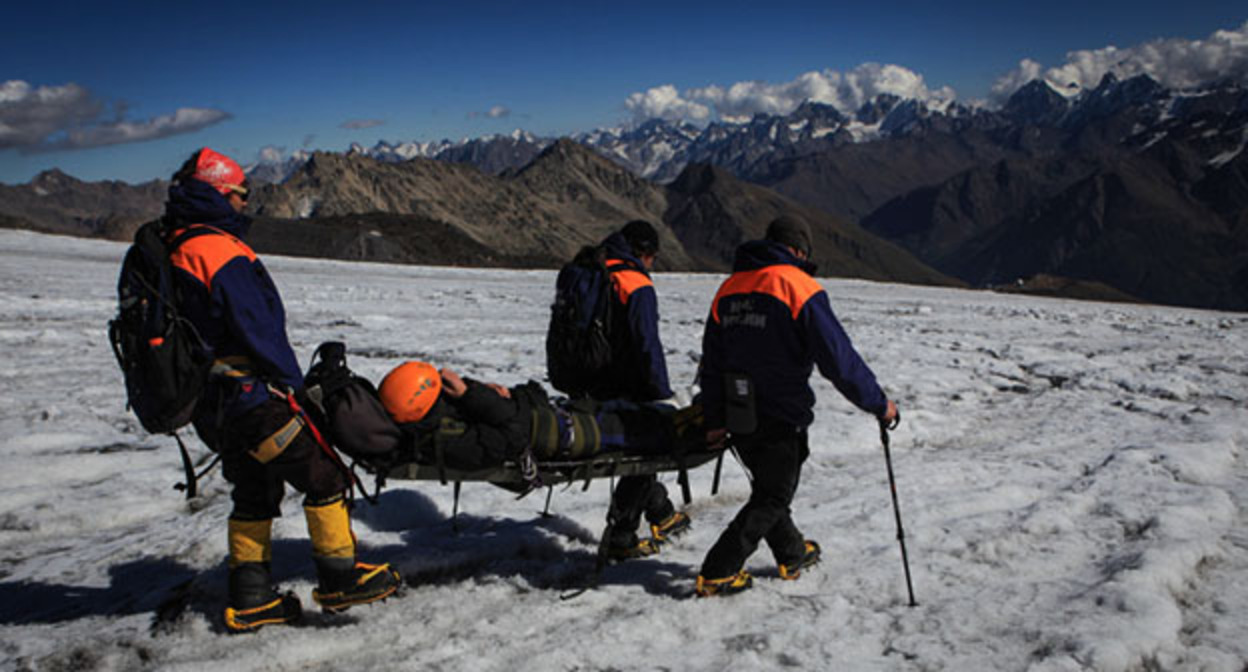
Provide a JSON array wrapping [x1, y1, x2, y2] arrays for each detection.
[[299, 341, 730, 518], [382, 445, 729, 521]]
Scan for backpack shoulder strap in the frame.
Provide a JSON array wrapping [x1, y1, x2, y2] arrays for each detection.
[[165, 223, 226, 252]]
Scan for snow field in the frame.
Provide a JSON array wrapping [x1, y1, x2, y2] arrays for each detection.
[[1, 229, 1245, 671]]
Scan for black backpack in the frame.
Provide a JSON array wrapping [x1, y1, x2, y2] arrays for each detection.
[[302, 342, 404, 473], [109, 220, 218, 435], [545, 245, 624, 397]]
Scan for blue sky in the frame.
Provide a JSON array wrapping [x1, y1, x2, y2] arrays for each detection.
[[2, 1, 1245, 184]]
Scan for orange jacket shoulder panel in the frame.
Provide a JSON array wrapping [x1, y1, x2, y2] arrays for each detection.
[[169, 226, 258, 290], [607, 260, 653, 305], [711, 265, 822, 322]]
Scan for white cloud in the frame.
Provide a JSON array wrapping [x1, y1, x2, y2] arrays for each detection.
[[627, 65, 955, 124], [340, 119, 386, 130], [47, 108, 230, 151], [467, 105, 513, 120], [0, 81, 100, 148], [257, 145, 286, 163], [990, 59, 1048, 101], [0, 80, 229, 153], [990, 20, 1248, 103], [624, 84, 712, 122], [624, 21, 1248, 123]]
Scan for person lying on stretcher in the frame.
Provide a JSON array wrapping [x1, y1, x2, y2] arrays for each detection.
[[375, 361, 705, 473]]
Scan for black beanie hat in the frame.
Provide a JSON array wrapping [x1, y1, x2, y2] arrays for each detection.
[[621, 219, 660, 256], [765, 216, 812, 258]]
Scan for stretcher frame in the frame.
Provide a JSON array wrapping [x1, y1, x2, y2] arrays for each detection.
[[384, 447, 728, 524]]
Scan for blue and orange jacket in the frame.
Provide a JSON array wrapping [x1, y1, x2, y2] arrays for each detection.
[[701, 240, 887, 430], [164, 179, 303, 428], [587, 232, 673, 402]]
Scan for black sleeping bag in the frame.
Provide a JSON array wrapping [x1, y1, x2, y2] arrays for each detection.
[[302, 342, 703, 477]]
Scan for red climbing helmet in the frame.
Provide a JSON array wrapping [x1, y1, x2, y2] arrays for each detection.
[[191, 147, 248, 197]]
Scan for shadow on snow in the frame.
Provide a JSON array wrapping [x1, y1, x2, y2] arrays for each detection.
[[0, 486, 696, 631]]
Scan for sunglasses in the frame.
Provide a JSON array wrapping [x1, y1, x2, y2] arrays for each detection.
[[224, 181, 251, 200]]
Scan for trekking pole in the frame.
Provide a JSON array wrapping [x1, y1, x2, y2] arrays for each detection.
[[879, 414, 917, 607], [728, 446, 753, 485]]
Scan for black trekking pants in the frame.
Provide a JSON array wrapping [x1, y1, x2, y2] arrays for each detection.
[[218, 399, 350, 521], [700, 425, 809, 579], [605, 475, 675, 546]]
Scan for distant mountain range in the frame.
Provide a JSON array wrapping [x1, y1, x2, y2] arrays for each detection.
[[0, 169, 166, 240], [244, 139, 952, 286], [2, 74, 1245, 309], [853, 75, 1248, 311]]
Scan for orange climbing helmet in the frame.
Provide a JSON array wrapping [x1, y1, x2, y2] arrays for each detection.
[[378, 361, 443, 423]]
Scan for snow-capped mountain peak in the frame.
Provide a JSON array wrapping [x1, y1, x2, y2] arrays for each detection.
[[247, 75, 1247, 187]]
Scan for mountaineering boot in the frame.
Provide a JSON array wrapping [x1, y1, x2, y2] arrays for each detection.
[[224, 563, 303, 632], [649, 511, 691, 544], [695, 570, 753, 598], [605, 535, 661, 562], [312, 560, 403, 612], [223, 519, 301, 633], [778, 540, 822, 581], [306, 495, 401, 613], [602, 520, 661, 562]]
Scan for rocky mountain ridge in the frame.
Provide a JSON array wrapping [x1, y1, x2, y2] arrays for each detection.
[[854, 75, 1248, 310], [250, 139, 689, 270], [0, 169, 166, 240], [248, 139, 951, 284], [4, 74, 1245, 308], [0, 138, 955, 289], [248, 72, 1248, 308], [254, 75, 1244, 188]]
